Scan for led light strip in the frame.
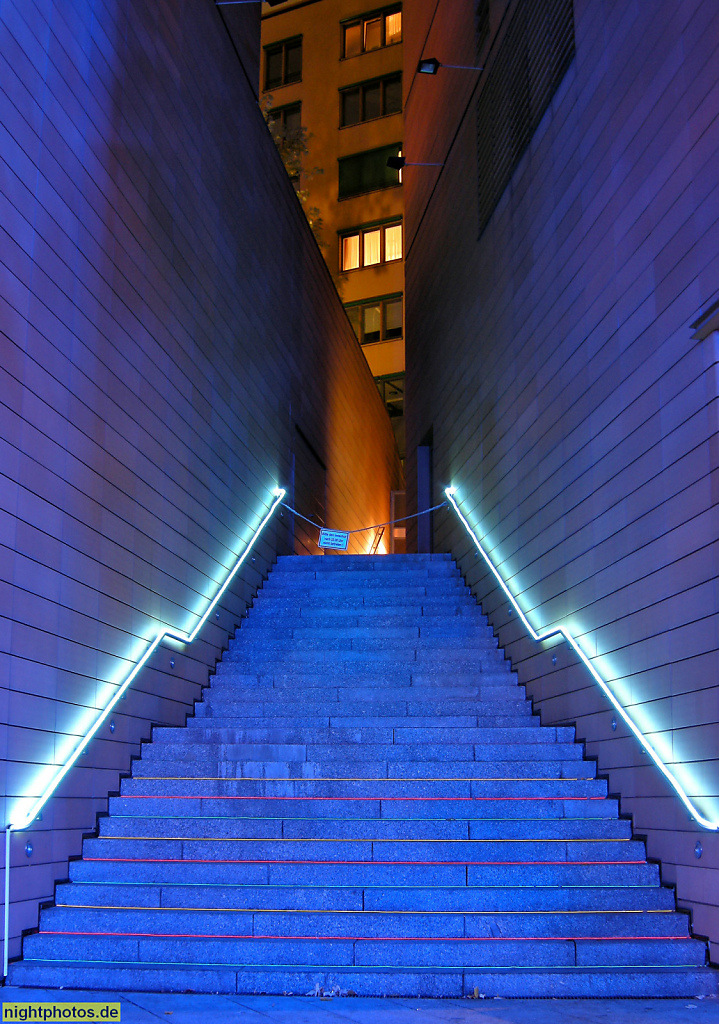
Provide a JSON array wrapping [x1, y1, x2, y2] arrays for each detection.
[[445, 487, 718, 833], [3, 487, 285, 977]]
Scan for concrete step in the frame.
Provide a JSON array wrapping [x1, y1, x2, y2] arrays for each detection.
[[252, 606, 487, 624], [260, 572, 468, 588], [189, 714, 534, 730], [99, 815, 629, 842], [9, 961, 717, 998], [136, 741, 588, 764], [224, 646, 505, 663], [252, 595, 476, 612], [82, 835, 645, 864], [230, 632, 497, 648], [272, 554, 452, 571], [208, 674, 521, 695], [37, 904, 692, 939], [53, 881, 675, 913], [107, 797, 618, 821], [21, 930, 705, 969], [118, 775, 606, 798], [193, 698, 533, 718], [154, 726, 564, 746], [257, 582, 471, 598], [253, 592, 471, 610], [67, 857, 661, 887], [131, 758, 597, 779]]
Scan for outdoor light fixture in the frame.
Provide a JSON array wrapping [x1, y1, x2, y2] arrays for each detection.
[[387, 156, 444, 169], [417, 57, 484, 74]]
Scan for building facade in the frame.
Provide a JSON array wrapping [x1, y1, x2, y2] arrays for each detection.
[[404, 0, 719, 960], [0, 0, 400, 966], [261, 0, 406, 457]]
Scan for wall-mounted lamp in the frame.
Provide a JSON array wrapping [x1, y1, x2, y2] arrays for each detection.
[[417, 57, 484, 75], [387, 156, 444, 170]]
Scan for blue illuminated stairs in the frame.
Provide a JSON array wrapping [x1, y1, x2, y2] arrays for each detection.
[[9, 555, 717, 997]]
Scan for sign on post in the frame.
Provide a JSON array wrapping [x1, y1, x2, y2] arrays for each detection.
[[318, 528, 350, 550]]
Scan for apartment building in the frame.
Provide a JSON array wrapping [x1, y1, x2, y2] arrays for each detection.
[[261, 0, 406, 456]]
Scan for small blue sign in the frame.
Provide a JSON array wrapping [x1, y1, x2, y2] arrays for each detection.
[[319, 528, 350, 550]]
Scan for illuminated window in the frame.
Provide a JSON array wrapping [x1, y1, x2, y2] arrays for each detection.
[[338, 144, 402, 199], [385, 12, 402, 44], [339, 223, 403, 272], [363, 229, 381, 266], [340, 74, 402, 127], [342, 7, 402, 57], [384, 223, 402, 261], [342, 234, 360, 271], [345, 295, 403, 344], [265, 37, 302, 89]]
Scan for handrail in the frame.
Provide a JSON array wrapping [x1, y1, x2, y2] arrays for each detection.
[[445, 487, 718, 833], [2, 487, 286, 977]]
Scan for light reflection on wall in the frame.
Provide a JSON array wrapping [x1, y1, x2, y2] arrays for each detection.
[[446, 487, 718, 831]]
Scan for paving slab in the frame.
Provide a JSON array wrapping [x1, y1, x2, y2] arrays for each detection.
[[1, 989, 717, 1023]]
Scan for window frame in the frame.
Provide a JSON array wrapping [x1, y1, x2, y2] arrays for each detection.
[[340, 73, 402, 127], [345, 293, 404, 345], [375, 371, 405, 417], [267, 101, 302, 134], [264, 35, 303, 90], [341, 5, 402, 59], [339, 220, 403, 272], [266, 102, 303, 186], [338, 142, 403, 200]]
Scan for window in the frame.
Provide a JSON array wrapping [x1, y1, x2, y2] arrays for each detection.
[[340, 222, 403, 271], [338, 143, 402, 199], [376, 372, 404, 417], [267, 103, 302, 185], [341, 74, 402, 126], [267, 103, 302, 137], [345, 295, 403, 344], [342, 7, 402, 58], [265, 37, 302, 89]]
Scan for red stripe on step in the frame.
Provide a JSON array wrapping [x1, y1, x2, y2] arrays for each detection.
[[84, 857, 645, 866], [40, 930, 684, 942], [119, 795, 605, 801]]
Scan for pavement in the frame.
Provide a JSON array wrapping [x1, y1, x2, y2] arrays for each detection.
[[1, 989, 718, 1023]]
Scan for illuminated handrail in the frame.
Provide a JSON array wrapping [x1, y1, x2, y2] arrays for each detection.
[[2, 487, 285, 977], [445, 487, 718, 834]]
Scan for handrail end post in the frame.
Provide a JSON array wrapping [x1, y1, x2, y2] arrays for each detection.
[[3, 826, 12, 981]]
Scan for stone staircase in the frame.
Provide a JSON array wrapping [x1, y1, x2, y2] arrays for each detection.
[[9, 554, 717, 997]]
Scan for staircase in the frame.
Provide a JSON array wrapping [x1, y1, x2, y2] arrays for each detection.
[[9, 554, 716, 997]]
